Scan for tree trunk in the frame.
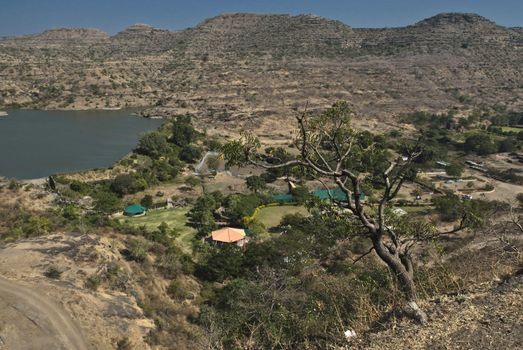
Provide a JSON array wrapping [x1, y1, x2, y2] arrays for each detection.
[[371, 236, 428, 324]]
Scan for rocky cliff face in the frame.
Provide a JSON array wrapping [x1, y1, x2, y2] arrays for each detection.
[[0, 13, 521, 126]]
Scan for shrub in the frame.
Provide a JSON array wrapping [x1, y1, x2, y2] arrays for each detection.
[[136, 131, 171, 159], [126, 239, 148, 262], [140, 195, 154, 209], [44, 265, 63, 279], [170, 115, 198, 147], [110, 174, 148, 196], [180, 144, 202, 163], [85, 274, 101, 291], [62, 205, 80, 221], [116, 338, 133, 350], [167, 279, 187, 300]]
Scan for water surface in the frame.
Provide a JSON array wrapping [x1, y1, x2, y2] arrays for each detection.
[[0, 109, 162, 179]]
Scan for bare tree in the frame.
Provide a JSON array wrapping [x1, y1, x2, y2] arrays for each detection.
[[223, 101, 476, 323]]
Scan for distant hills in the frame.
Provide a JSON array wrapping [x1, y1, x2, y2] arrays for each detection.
[[0, 12, 521, 127]]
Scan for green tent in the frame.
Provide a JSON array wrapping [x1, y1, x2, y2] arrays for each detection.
[[271, 193, 295, 203], [311, 188, 366, 202], [270, 189, 365, 204], [124, 204, 146, 216]]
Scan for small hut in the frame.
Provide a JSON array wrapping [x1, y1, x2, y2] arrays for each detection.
[[211, 227, 247, 247], [124, 204, 146, 217]]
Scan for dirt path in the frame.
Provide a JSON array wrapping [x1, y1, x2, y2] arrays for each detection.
[[0, 277, 89, 350]]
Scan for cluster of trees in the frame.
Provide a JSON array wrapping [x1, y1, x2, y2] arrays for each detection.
[[61, 115, 205, 215], [187, 191, 267, 238], [463, 133, 517, 155], [197, 212, 391, 348], [221, 101, 494, 330], [137, 115, 202, 164], [399, 110, 522, 160], [433, 195, 507, 222]]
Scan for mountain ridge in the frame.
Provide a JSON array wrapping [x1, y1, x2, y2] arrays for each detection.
[[0, 12, 521, 127]]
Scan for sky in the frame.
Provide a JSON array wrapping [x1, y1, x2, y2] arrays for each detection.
[[0, 0, 522, 36]]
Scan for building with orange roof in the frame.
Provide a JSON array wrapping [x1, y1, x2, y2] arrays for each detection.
[[211, 227, 247, 247]]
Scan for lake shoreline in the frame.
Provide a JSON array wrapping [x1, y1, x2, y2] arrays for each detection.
[[0, 109, 162, 179]]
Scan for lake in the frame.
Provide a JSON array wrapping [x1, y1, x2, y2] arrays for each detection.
[[0, 109, 163, 179]]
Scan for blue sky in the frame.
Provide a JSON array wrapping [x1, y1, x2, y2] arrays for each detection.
[[1, 0, 521, 36]]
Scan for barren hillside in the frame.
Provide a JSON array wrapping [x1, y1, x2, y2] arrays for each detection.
[[0, 12, 521, 129]]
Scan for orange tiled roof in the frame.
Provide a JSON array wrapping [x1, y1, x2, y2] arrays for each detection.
[[211, 227, 246, 243]]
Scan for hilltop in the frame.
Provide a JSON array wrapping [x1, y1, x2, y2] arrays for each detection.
[[0, 12, 521, 130]]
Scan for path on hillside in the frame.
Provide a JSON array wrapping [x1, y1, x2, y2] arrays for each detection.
[[0, 277, 89, 350]]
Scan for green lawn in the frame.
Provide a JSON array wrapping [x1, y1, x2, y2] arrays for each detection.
[[399, 206, 434, 215], [501, 126, 523, 133], [255, 205, 309, 228], [119, 207, 196, 248]]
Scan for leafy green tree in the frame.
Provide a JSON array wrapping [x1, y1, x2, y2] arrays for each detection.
[[180, 144, 202, 163], [171, 115, 198, 147], [136, 131, 171, 159], [245, 175, 266, 193], [464, 133, 497, 155], [92, 190, 122, 214], [196, 245, 244, 282], [497, 137, 517, 153], [185, 176, 201, 189], [188, 194, 220, 237], [140, 195, 154, 209], [433, 195, 462, 222], [110, 174, 148, 196], [445, 163, 464, 178], [224, 194, 264, 226]]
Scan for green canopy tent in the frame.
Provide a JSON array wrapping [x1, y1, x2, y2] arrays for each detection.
[[124, 204, 146, 216], [270, 188, 365, 204]]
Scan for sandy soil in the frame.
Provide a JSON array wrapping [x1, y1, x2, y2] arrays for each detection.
[[0, 233, 154, 349], [354, 273, 523, 350], [0, 277, 89, 350]]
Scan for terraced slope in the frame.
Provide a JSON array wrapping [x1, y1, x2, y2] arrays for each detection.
[[0, 13, 521, 128]]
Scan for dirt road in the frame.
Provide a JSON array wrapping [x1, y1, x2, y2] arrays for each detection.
[[0, 277, 89, 350]]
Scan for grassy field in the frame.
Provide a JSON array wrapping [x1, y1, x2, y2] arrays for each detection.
[[255, 205, 309, 228], [119, 207, 196, 248], [501, 126, 523, 133], [400, 206, 434, 214]]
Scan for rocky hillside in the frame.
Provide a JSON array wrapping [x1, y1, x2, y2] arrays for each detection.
[[0, 12, 521, 129]]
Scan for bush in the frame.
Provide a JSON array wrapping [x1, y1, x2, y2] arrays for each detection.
[[196, 246, 244, 282], [140, 195, 154, 209], [464, 133, 497, 155], [92, 190, 122, 214], [85, 274, 101, 291], [126, 239, 148, 262], [116, 338, 133, 350], [62, 205, 80, 221], [180, 144, 202, 163], [110, 174, 148, 196], [69, 180, 90, 193], [167, 279, 187, 300], [8, 180, 21, 191], [171, 115, 198, 147], [136, 131, 171, 159], [44, 265, 62, 279], [22, 215, 51, 237], [445, 163, 464, 178], [246, 175, 266, 193]]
